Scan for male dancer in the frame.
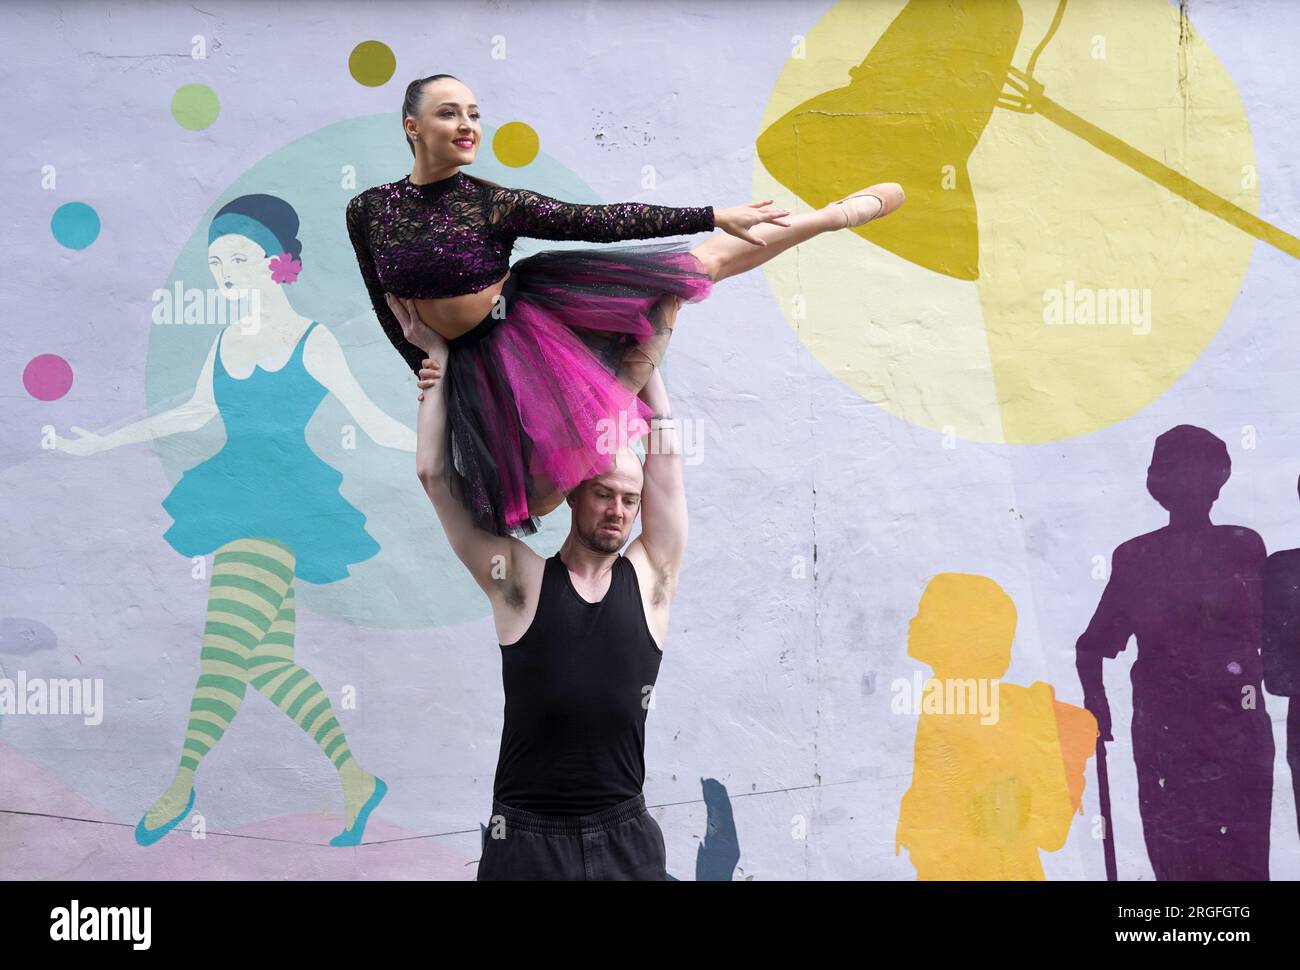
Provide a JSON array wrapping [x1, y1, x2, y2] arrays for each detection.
[[409, 314, 687, 881]]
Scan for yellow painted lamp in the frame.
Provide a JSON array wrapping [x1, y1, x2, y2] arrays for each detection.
[[756, 0, 1300, 281]]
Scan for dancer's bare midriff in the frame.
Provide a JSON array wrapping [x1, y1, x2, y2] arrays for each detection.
[[409, 270, 511, 342]]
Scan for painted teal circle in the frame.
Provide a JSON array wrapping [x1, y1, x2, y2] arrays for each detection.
[[51, 202, 100, 249], [145, 114, 619, 630]]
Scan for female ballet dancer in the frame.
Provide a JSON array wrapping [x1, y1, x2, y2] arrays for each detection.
[[58, 194, 404, 847], [346, 73, 903, 536]]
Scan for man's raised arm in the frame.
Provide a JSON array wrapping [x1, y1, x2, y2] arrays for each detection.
[[398, 301, 523, 598], [634, 368, 688, 586]]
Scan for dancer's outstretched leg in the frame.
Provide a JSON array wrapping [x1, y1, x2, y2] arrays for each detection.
[[245, 580, 382, 838], [690, 184, 903, 283], [615, 294, 683, 396], [616, 187, 901, 391], [139, 538, 294, 835], [525, 186, 903, 521]]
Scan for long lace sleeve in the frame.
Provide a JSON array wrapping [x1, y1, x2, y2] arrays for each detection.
[[488, 186, 715, 243], [346, 194, 427, 376]]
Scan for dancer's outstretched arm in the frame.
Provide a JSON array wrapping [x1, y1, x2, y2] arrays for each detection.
[[487, 185, 789, 246], [627, 369, 687, 602]]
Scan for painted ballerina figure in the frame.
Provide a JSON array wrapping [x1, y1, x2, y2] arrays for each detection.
[[55, 193, 413, 847], [346, 74, 905, 536]]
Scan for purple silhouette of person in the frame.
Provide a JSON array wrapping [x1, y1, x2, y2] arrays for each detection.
[[1075, 425, 1273, 880], [1262, 475, 1300, 842]]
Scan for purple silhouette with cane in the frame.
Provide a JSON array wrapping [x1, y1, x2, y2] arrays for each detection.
[[1075, 425, 1273, 880]]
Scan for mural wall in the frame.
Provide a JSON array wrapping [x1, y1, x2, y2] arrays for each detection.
[[4, 0, 1300, 880]]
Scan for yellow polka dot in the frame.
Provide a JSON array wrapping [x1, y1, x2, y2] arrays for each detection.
[[349, 41, 396, 87], [493, 122, 540, 168]]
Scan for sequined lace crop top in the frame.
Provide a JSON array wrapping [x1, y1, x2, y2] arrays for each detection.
[[345, 170, 716, 374]]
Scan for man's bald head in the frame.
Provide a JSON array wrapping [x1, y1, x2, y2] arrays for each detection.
[[567, 447, 644, 552]]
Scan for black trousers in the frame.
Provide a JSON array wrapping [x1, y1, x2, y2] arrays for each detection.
[[477, 793, 667, 881]]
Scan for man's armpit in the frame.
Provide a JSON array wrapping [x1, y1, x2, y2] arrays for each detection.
[[652, 561, 675, 607], [501, 579, 527, 611]]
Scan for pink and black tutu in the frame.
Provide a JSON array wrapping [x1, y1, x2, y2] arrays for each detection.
[[441, 240, 712, 536]]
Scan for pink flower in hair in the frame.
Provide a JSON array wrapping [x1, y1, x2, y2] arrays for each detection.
[[269, 251, 302, 284]]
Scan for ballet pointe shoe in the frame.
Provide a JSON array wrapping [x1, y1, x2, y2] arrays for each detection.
[[833, 183, 905, 228]]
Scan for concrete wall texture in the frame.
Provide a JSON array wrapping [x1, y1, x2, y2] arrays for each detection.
[[4, 0, 1299, 880]]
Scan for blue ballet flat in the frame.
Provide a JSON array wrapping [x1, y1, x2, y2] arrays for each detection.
[[134, 787, 196, 847], [330, 776, 388, 847]]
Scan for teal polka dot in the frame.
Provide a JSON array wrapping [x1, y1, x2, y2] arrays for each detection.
[[50, 202, 100, 250]]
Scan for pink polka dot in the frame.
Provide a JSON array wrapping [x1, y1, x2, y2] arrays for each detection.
[[23, 354, 73, 401]]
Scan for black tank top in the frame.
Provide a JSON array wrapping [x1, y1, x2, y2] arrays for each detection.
[[492, 552, 663, 815]]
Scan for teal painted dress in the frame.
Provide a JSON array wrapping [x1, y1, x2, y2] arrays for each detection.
[[161, 321, 380, 584]]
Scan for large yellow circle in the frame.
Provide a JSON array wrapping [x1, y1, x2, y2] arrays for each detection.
[[755, 0, 1258, 443]]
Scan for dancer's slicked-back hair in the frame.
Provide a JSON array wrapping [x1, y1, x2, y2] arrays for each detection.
[[403, 74, 459, 157]]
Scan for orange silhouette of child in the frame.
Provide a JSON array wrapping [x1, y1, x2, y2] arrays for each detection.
[[896, 573, 1097, 879]]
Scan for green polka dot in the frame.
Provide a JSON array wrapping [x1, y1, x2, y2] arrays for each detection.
[[349, 41, 396, 87], [493, 122, 539, 168], [171, 84, 220, 131]]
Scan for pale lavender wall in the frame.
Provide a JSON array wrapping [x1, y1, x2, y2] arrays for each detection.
[[2, 0, 1298, 880]]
